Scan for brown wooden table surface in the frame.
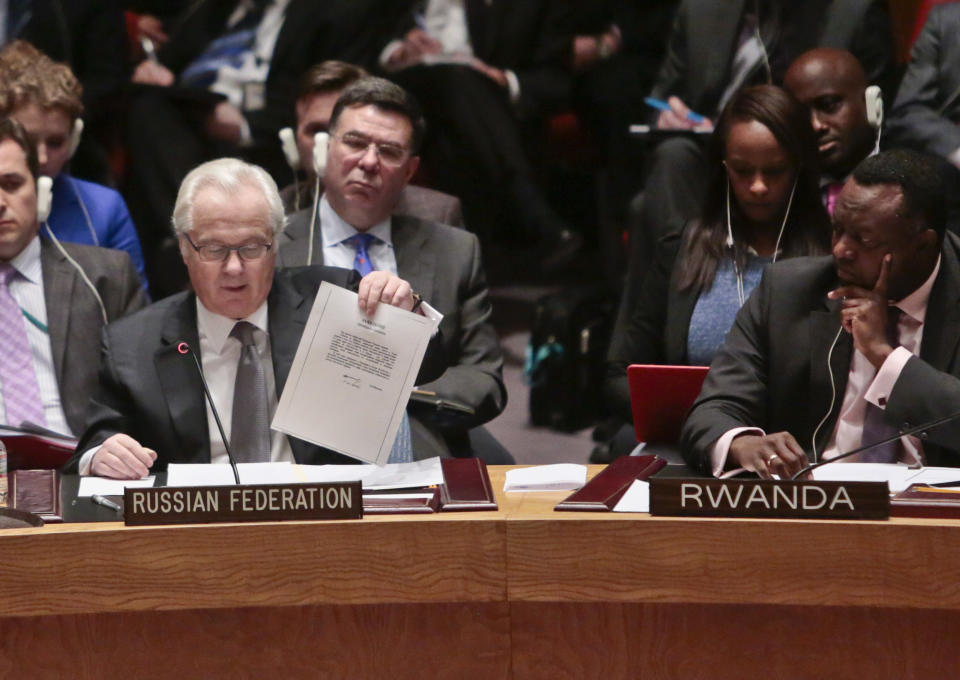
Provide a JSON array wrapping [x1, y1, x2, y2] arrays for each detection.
[[2, 466, 959, 679]]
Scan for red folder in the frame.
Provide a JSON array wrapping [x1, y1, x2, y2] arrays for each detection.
[[2, 434, 76, 470], [555, 455, 666, 511]]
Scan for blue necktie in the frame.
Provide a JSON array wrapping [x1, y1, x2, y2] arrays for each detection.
[[346, 233, 376, 276], [344, 233, 413, 463]]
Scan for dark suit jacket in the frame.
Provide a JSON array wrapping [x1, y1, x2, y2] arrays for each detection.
[[389, 0, 575, 117], [157, 0, 386, 143], [681, 232, 960, 473], [604, 230, 697, 421], [66, 265, 447, 471], [276, 210, 506, 455], [887, 4, 960, 160], [39, 238, 146, 436], [649, 0, 896, 119], [21, 0, 127, 118]]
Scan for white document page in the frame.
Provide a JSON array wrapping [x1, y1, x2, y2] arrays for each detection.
[[612, 479, 650, 513], [165, 462, 295, 487], [293, 457, 444, 490], [77, 476, 156, 497], [902, 467, 960, 488], [811, 462, 915, 492], [503, 464, 587, 492], [272, 282, 439, 465]]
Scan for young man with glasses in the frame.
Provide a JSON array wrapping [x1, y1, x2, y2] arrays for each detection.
[[66, 156, 446, 478]]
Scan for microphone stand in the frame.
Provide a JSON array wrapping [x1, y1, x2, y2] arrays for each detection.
[[178, 342, 242, 485], [791, 408, 960, 480]]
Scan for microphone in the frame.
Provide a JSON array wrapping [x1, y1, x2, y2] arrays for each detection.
[[177, 342, 241, 485], [791, 408, 960, 480]]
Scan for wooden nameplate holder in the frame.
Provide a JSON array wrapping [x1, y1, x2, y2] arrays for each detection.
[[555, 455, 667, 511], [649, 478, 890, 520], [123, 482, 363, 526]]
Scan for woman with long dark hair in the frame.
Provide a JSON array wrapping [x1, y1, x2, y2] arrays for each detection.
[[604, 84, 830, 427]]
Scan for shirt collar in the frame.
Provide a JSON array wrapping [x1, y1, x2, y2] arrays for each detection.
[[196, 297, 270, 353], [8, 235, 42, 284], [897, 254, 940, 324], [319, 194, 393, 248]]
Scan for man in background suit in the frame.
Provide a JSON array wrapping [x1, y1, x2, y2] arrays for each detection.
[[279, 60, 463, 227], [380, 0, 581, 269], [69, 157, 446, 478], [122, 0, 390, 297], [0, 118, 144, 437], [277, 77, 508, 461], [682, 150, 960, 477]]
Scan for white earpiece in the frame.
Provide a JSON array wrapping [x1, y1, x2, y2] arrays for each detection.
[[278, 127, 300, 170], [37, 175, 53, 223], [312, 131, 329, 178], [67, 118, 84, 159], [865, 85, 883, 130]]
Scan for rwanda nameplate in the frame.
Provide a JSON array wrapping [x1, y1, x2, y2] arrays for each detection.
[[649, 478, 889, 520], [124, 482, 363, 526]]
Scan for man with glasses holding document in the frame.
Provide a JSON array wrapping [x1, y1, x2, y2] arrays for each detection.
[[66, 157, 446, 479]]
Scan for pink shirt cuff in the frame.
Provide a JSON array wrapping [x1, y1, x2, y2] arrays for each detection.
[[864, 346, 913, 408], [710, 426, 765, 477]]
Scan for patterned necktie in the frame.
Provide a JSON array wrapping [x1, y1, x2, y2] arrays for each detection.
[[860, 308, 903, 463], [229, 321, 271, 462], [825, 182, 844, 217], [0, 263, 46, 427], [346, 233, 376, 276]]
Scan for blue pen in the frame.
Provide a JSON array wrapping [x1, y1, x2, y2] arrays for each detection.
[[644, 97, 705, 124]]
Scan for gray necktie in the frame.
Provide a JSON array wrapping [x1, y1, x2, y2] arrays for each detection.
[[230, 321, 271, 462]]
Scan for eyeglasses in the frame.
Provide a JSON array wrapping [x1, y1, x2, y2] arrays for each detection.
[[182, 233, 273, 262], [336, 132, 409, 166]]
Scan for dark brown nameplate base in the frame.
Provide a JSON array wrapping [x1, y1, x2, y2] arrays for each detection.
[[649, 478, 889, 520], [124, 482, 363, 526]]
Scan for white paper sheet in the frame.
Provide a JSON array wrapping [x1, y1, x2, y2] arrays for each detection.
[[272, 282, 439, 465], [293, 456, 444, 490], [165, 462, 295, 487], [612, 479, 650, 513], [902, 466, 960, 488], [503, 464, 587, 492], [811, 462, 915, 492], [77, 476, 156, 497]]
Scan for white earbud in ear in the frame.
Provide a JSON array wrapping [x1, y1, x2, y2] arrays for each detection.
[[864, 86, 883, 130], [278, 127, 300, 171], [67, 119, 84, 159], [312, 131, 329, 178], [37, 175, 53, 223]]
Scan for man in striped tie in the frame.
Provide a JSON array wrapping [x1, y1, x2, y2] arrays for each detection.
[[0, 117, 144, 438]]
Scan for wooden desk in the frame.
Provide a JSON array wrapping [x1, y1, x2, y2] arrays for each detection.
[[2, 467, 959, 678]]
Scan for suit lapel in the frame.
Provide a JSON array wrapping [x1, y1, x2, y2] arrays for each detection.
[[702, 0, 746, 105], [155, 295, 209, 462], [921, 237, 960, 371], [39, 240, 75, 388], [392, 216, 433, 299], [466, 0, 498, 59], [807, 299, 851, 456]]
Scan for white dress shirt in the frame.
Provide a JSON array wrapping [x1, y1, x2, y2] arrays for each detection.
[[0, 236, 71, 436]]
